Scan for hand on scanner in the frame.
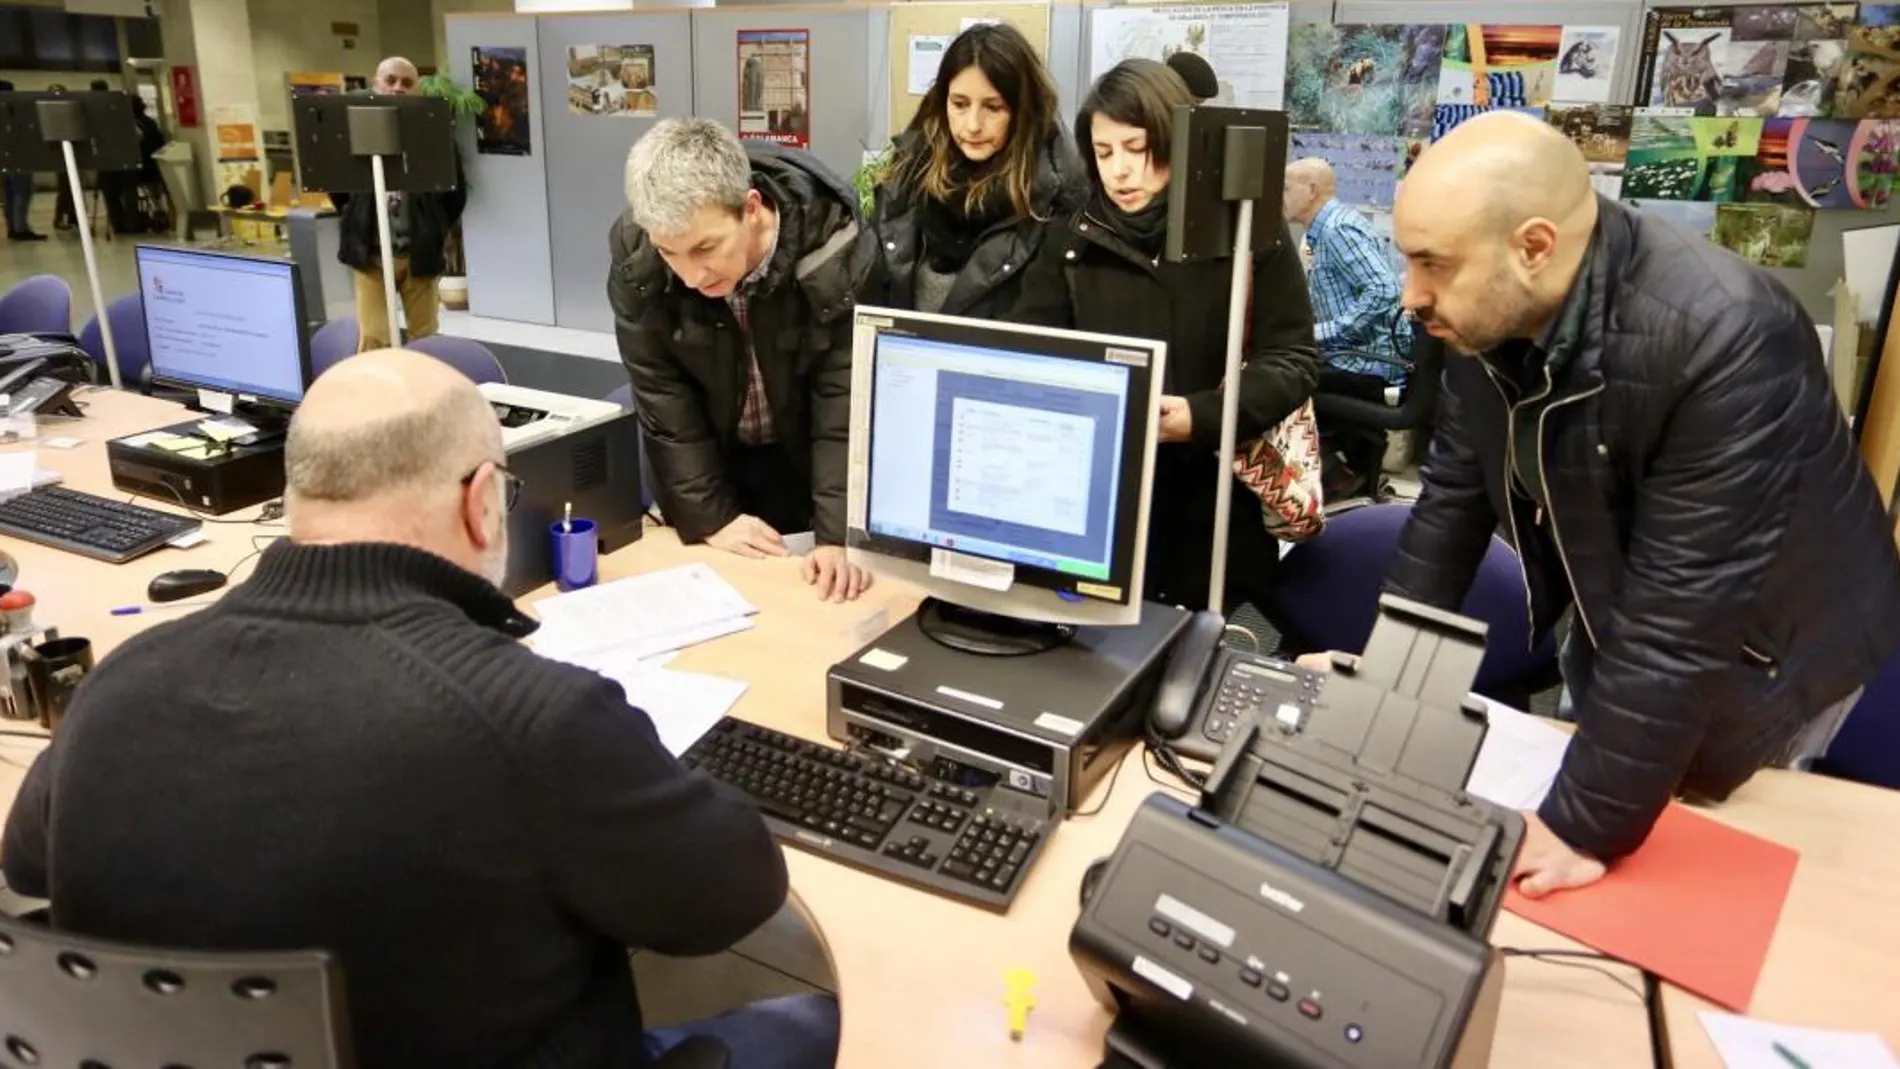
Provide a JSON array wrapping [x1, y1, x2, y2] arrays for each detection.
[[803, 546, 872, 603], [1295, 651, 1337, 673], [1158, 395, 1194, 444], [1512, 811, 1607, 897], [708, 514, 788, 559]]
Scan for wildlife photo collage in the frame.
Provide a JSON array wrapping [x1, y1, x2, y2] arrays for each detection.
[[1286, 4, 1900, 270]]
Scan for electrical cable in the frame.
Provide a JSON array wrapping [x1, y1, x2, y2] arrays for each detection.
[[1645, 970, 1673, 1069], [1500, 947, 1647, 1002], [1072, 746, 1131, 818], [137, 478, 283, 526]]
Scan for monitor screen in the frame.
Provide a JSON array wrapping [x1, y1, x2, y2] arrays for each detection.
[[848, 308, 1163, 629], [135, 245, 309, 406]]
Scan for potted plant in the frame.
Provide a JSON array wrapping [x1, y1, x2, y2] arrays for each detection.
[[418, 73, 486, 311]]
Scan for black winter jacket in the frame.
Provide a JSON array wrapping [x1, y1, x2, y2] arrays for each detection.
[[1009, 207, 1320, 611], [607, 142, 880, 547], [868, 129, 1088, 319], [1387, 197, 1900, 861], [335, 158, 468, 280]]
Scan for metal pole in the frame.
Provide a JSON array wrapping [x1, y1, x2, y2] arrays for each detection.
[[63, 141, 121, 390], [1206, 197, 1256, 616], [369, 153, 401, 350]]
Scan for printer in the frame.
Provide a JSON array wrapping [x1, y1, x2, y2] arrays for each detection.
[[481, 382, 624, 452], [1070, 596, 1523, 1069]]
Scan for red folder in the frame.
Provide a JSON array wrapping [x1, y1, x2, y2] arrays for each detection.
[[1504, 803, 1798, 1011]]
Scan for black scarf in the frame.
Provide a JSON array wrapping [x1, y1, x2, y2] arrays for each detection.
[[918, 157, 1013, 273], [1094, 187, 1170, 259]]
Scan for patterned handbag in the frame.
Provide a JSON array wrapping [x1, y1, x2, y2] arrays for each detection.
[[1232, 398, 1326, 542]]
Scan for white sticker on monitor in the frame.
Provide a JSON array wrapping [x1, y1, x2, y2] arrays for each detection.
[[929, 548, 1014, 591], [197, 389, 234, 415], [859, 648, 907, 672]]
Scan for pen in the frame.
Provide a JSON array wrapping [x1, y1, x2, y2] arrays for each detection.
[[563, 501, 572, 534], [1773, 1041, 1813, 1069], [109, 600, 215, 616]]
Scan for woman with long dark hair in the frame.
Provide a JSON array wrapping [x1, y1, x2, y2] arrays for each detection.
[[869, 23, 1085, 317], [1010, 59, 1319, 613]]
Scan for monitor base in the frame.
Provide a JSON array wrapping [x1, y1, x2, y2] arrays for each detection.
[[917, 597, 1076, 657]]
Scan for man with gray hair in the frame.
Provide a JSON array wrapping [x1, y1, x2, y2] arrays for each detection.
[[334, 56, 467, 351], [4, 349, 836, 1068], [609, 116, 881, 602]]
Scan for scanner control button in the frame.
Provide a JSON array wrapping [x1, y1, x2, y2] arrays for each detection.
[[1298, 999, 1322, 1020], [1172, 932, 1195, 951], [1345, 1024, 1364, 1044], [1239, 968, 1262, 987], [1197, 945, 1219, 964], [1148, 918, 1170, 938], [1266, 981, 1290, 1002]]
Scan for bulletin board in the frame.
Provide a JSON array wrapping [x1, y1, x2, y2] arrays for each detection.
[[885, 3, 1055, 138]]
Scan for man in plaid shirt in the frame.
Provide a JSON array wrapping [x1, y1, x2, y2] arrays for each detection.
[[1285, 158, 1409, 495], [610, 118, 883, 601]]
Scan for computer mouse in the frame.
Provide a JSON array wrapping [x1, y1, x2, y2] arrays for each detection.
[[148, 568, 228, 603]]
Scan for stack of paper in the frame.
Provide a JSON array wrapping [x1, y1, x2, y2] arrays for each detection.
[[1698, 1011, 1899, 1069], [529, 563, 759, 756], [531, 562, 757, 665], [1464, 696, 1573, 810]]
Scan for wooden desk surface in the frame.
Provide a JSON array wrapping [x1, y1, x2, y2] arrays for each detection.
[[2, 389, 1897, 1067]]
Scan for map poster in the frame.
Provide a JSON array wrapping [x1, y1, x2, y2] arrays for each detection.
[[1087, 3, 1290, 109], [738, 29, 811, 149]]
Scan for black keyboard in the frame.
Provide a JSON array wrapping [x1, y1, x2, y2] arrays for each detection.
[[0, 486, 201, 563], [681, 718, 1051, 912]]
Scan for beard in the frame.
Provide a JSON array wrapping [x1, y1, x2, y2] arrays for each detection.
[[1420, 268, 1546, 356]]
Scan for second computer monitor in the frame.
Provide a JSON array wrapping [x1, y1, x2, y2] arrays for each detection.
[[134, 245, 312, 408], [846, 307, 1165, 629]]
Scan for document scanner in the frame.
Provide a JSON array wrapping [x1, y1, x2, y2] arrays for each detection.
[[480, 382, 623, 452], [1070, 596, 1523, 1069]]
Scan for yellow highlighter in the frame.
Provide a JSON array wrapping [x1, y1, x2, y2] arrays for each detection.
[[1004, 968, 1037, 1042]]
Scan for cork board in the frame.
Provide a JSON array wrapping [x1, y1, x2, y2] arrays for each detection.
[[885, 3, 1054, 139]]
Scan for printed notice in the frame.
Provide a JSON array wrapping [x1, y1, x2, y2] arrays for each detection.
[[945, 398, 1094, 536]]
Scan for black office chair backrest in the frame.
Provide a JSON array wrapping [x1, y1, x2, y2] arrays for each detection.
[[1314, 331, 1446, 432], [0, 910, 354, 1068]]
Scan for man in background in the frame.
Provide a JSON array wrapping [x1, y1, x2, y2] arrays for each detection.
[[608, 117, 879, 603], [1283, 157, 1409, 498], [2, 349, 837, 1068], [337, 56, 467, 351], [0, 80, 46, 241], [1312, 112, 1900, 898]]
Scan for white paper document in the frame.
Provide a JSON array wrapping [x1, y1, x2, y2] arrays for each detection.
[[531, 563, 756, 661], [619, 669, 749, 756], [1464, 697, 1572, 811], [908, 34, 951, 95], [0, 451, 37, 498], [1087, 3, 1290, 109], [1698, 1011, 1899, 1069]]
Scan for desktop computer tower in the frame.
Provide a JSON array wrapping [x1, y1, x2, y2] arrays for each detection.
[[501, 408, 645, 597]]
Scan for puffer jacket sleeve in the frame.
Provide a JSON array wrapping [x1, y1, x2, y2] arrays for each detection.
[[607, 214, 740, 544], [1385, 354, 1498, 611], [1004, 218, 1079, 329], [1539, 311, 1809, 861]]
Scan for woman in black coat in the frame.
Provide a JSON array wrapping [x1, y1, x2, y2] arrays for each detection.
[[869, 23, 1087, 319], [1009, 59, 1320, 613]]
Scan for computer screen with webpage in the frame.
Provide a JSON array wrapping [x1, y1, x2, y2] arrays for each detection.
[[135, 246, 309, 406], [867, 334, 1132, 583]]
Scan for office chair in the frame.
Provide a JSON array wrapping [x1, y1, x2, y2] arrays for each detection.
[[309, 317, 360, 379], [0, 275, 74, 336], [403, 333, 507, 385], [1818, 650, 1900, 790], [604, 382, 658, 511], [1315, 329, 1445, 503], [76, 294, 154, 391], [0, 908, 734, 1069], [0, 910, 354, 1068], [1264, 501, 1559, 710]]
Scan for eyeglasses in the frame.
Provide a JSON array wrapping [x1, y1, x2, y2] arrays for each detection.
[[462, 460, 523, 513]]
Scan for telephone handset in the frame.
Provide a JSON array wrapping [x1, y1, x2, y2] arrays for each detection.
[[1148, 609, 1328, 764], [0, 359, 82, 419]]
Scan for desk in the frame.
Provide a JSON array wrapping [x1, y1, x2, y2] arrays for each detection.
[[2, 389, 1897, 1068]]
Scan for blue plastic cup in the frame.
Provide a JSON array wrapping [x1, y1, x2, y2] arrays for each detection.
[[551, 517, 599, 592]]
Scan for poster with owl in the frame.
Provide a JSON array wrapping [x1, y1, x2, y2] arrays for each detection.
[[1637, 8, 1793, 118]]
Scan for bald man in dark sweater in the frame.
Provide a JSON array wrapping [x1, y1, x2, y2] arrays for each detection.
[[1, 350, 836, 1069]]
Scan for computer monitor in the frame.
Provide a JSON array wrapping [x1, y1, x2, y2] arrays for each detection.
[[846, 307, 1165, 650], [134, 245, 312, 413]]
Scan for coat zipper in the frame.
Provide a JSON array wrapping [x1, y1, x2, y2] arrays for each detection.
[[1481, 362, 1608, 651], [1481, 364, 1541, 653]]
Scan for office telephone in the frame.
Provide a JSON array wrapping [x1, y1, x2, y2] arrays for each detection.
[[1149, 610, 1327, 763], [0, 359, 83, 419]]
